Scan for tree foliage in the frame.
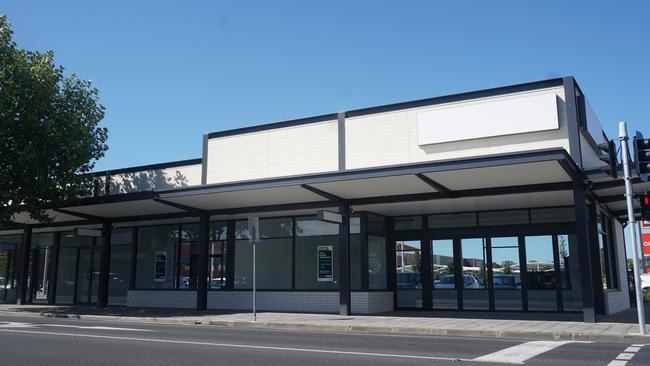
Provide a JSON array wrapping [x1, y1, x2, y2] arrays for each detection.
[[0, 15, 108, 226]]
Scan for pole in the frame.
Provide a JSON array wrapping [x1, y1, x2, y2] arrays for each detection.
[[252, 243, 256, 322], [620, 121, 647, 335]]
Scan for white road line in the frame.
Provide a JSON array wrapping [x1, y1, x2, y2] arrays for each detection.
[[607, 361, 627, 366], [42, 324, 154, 332], [472, 341, 585, 364], [616, 353, 635, 360], [624, 346, 640, 353], [0, 328, 505, 363]]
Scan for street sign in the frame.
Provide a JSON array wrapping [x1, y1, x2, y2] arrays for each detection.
[[316, 210, 343, 224], [247, 216, 261, 244]]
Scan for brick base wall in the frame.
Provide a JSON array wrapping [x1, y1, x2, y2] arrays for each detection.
[[127, 290, 196, 308]]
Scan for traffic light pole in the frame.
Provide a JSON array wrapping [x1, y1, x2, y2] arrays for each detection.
[[619, 121, 647, 336]]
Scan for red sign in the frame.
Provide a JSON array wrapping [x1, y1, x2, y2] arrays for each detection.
[[643, 233, 650, 255]]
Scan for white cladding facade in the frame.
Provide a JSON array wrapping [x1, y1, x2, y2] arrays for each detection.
[[204, 84, 607, 184]]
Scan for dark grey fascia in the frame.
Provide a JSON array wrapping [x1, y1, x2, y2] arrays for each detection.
[[206, 77, 565, 141]]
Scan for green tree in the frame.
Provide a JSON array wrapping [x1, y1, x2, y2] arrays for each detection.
[[0, 15, 108, 226]]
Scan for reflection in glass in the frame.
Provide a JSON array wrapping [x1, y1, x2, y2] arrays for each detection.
[[108, 228, 132, 305], [395, 241, 422, 308], [461, 238, 488, 310], [432, 239, 457, 309], [525, 235, 557, 311], [491, 237, 522, 310], [560, 235, 583, 311]]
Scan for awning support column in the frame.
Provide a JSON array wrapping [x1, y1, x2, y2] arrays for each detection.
[[98, 222, 112, 308], [197, 214, 209, 311], [16, 226, 32, 305], [573, 182, 597, 323], [339, 203, 351, 316]]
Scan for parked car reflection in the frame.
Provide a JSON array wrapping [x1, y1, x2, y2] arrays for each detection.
[[396, 272, 421, 289], [493, 274, 521, 289]]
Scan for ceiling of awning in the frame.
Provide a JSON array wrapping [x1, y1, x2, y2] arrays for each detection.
[[590, 176, 650, 219], [353, 190, 574, 216], [420, 161, 569, 190], [11, 209, 87, 225], [160, 185, 326, 211], [65, 200, 185, 218]]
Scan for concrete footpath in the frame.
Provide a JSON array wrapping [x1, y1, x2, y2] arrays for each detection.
[[2, 304, 650, 343]]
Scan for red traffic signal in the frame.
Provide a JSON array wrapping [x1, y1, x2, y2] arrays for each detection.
[[642, 193, 650, 221]]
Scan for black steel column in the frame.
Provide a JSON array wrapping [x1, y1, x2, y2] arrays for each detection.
[[587, 203, 606, 314], [16, 227, 32, 305], [518, 235, 528, 311], [98, 222, 112, 308], [47, 232, 61, 305], [574, 183, 597, 322], [129, 227, 138, 290], [339, 204, 351, 316], [27, 248, 38, 303], [196, 214, 209, 311]]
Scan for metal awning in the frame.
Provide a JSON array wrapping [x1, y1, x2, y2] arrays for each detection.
[[9, 148, 582, 227]]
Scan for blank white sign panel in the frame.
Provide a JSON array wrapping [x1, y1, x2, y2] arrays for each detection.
[[417, 92, 559, 145]]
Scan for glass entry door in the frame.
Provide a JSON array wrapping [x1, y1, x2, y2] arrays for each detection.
[[76, 247, 99, 304], [395, 240, 423, 308]]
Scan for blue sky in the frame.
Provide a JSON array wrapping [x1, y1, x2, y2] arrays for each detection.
[[2, 1, 648, 171]]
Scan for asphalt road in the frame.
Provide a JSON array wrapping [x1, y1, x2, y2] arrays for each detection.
[[0, 314, 647, 366]]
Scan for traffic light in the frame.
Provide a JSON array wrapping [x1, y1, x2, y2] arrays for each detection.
[[598, 135, 618, 179], [641, 193, 650, 221], [634, 131, 650, 182]]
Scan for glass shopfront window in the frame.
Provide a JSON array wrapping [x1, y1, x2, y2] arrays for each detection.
[[560, 234, 582, 311], [431, 239, 456, 309], [525, 235, 557, 311], [30, 233, 54, 303], [395, 240, 422, 308], [367, 214, 387, 290], [461, 238, 488, 310], [235, 218, 292, 289], [0, 235, 21, 304], [108, 228, 132, 305], [208, 222, 227, 290], [135, 225, 180, 289], [295, 216, 339, 290], [491, 237, 522, 310]]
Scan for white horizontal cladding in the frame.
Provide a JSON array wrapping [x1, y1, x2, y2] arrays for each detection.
[[416, 92, 559, 145], [206, 120, 339, 184], [109, 164, 202, 194], [345, 87, 570, 170]]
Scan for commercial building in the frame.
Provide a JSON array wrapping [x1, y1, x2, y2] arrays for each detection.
[[1, 77, 648, 322]]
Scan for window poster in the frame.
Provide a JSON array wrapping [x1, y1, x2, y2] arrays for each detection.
[[317, 245, 333, 282], [154, 251, 167, 282]]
